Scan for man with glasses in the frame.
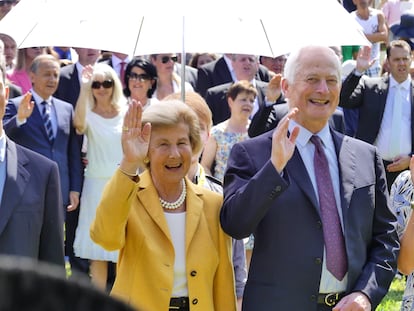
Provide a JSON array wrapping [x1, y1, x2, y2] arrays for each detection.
[[205, 54, 282, 125], [196, 53, 271, 98]]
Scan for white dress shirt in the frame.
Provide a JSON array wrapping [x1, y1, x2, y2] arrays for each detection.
[[375, 76, 412, 161]]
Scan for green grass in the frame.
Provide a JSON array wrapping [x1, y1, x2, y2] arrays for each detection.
[[376, 276, 405, 311]]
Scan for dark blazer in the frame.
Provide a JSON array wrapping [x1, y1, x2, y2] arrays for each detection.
[[174, 63, 198, 89], [205, 80, 268, 125], [7, 83, 22, 99], [3, 96, 82, 206], [0, 138, 64, 267], [54, 64, 81, 107], [220, 128, 399, 310], [340, 72, 414, 149], [196, 56, 271, 98], [249, 103, 345, 137]]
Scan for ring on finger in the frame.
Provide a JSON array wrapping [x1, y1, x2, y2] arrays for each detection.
[[122, 126, 129, 132]]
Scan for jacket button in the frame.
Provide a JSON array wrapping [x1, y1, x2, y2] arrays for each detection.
[[275, 185, 282, 192], [310, 295, 316, 302], [192, 298, 198, 305], [190, 270, 197, 277], [315, 257, 322, 265], [316, 221, 322, 229]]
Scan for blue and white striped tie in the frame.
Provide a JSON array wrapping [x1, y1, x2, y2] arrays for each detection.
[[41, 101, 54, 144]]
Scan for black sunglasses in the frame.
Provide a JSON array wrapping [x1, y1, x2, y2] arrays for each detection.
[[0, 1, 15, 6], [161, 55, 178, 64], [91, 80, 114, 89], [128, 72, 152, 82]]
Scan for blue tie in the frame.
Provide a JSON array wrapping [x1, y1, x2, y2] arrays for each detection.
[[41, 101, 54, 144], [311, 135, 347, 280]]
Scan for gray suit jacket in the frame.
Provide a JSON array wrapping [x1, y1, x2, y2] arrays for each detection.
[[220, 128, 399, 310], [0, 138, 64, 268]]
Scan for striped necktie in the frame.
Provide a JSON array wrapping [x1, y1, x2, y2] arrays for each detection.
[[41, 101, 54, 144]]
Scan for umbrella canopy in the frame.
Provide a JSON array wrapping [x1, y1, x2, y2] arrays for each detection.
[[0, 0, 370, 58]]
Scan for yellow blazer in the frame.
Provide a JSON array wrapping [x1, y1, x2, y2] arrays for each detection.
[[90, 169, 236, 311]]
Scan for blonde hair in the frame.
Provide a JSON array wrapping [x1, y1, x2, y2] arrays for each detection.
[[85, 63, 125, 110], [142, 100, 202, 155], [163, 92, 213, 132]]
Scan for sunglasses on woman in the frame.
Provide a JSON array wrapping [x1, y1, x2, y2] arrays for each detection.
[[128, 73, 152, 82], [91, 80, 114, 89], [161, 56, 178, 64], [0, 1, 15, 6]]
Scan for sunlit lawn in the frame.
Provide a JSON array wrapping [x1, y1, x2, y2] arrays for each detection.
[[377, 275, 405, 311], [64, 259, 406, 310]]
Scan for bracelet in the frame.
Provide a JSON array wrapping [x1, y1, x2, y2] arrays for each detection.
[[118, 167, 138, 177]]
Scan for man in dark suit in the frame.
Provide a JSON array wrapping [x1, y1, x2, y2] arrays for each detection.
[[3, 54, 83, 219], [196, 53, 271, 98], [220, 45, 399, 310], [204, 54, 275, 125], [55, 48, 100, 107], [174, 61, 198, 89], [98, 51, 129, 87], [249, 102, 345, 137], [340, 40, 413, 189], [54, 47, 100, 277], [0, 63, 65, 268]]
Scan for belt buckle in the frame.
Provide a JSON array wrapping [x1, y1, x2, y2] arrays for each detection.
[[324, 292, 339, 307]]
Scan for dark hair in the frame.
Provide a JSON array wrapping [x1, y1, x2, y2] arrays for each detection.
[[386, 39, 412, 59], [226, 80, 257, 101], [0, 256, 134, 311], [123, 57, 157, 98]]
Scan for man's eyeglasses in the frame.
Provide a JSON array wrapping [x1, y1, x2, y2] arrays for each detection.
[[161, 56, 178, 64], [128, 73, 152, 82], [0, 1, 15, 6], [91, 80, 114, 89]]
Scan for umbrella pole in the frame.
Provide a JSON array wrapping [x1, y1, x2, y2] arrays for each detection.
[[181, 16, 186, 102]]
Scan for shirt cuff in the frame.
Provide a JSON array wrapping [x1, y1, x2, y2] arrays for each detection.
[[16, 118, 27, 126]]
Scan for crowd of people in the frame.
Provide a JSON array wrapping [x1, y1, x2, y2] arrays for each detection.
[[1, 0, 414, 310]]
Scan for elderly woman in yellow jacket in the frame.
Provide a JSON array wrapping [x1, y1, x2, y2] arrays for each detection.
[[90, 100, 236, 311]]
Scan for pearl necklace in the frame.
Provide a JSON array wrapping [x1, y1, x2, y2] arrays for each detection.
[[159, 179, 187, 210]]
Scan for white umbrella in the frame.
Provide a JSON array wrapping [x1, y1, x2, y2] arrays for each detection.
[[0, 0, 369, 57], [0, 0, 370, 99]]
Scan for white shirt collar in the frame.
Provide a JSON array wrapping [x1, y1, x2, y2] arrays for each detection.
[[389, 75, 411, 90], [288, 119, 331, 148], [0, 132, 6, 162], [30, 89, 52, 105]]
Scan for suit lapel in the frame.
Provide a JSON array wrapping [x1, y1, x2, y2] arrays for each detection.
[[184, 180, 203, 253], [332, 131, 356, 221], [137, 173, 205, 251], [377, 77, 389, 128], [285, 148, 319, 210], [0, 140, 30, 235], [410, 81, 414, 153], [137, 172, 172, 242]]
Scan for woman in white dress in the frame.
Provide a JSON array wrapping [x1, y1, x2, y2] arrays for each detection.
[[73, 63, 127, 290]]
